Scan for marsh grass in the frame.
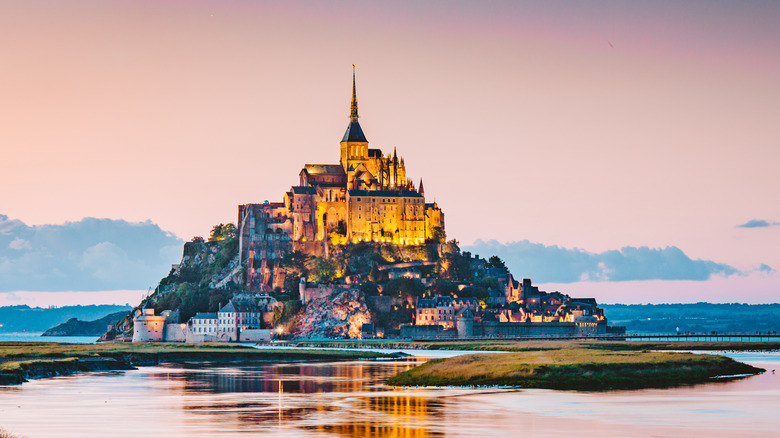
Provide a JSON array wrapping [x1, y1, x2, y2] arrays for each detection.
[[386, 348, 765, 390], [0, 342, 396, 385]]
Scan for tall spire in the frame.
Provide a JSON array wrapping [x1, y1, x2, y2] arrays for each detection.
[[419, 178, 425, 196], [341, 64, 367, 144], [350, 64, 359, 120]]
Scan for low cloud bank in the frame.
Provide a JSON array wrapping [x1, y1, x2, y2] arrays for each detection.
[[737, 219, 780, 228], [0, 214, 183, 292], [464, 239, 754, 284]]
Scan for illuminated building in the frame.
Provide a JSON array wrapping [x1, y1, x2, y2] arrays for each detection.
[[238, 67, 445, 291]]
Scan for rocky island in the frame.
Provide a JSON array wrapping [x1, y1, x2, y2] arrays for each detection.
[[100, 70, 625, 345], [41, 311, 128, 337]]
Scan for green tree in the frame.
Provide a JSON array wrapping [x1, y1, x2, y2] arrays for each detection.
[[428, 226, 446, 244], [459, 285, 489, 301], [208, 223, 237, 242], [367, 264, 381, 282], [480, 276, 500, 290], [429, 279, 459, 297], [487, 255, 507, 270], [384, 278, 426, 299], [306, 257, 338, 284], [357, 282, 379, 296], [436, 240, 473, 281]]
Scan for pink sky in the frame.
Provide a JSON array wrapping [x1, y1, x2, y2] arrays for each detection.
[[1, 1, 778, 304]]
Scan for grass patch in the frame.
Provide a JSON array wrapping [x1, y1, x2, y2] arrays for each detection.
[[386, 348, 765, 390]]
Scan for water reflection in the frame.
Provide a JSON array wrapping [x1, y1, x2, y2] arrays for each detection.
[[0, 353, 778, 437], [140, 360, 444, 437], [146, 360, 420, 394]]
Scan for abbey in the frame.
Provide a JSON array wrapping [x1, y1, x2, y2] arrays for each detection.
[[238, 68, 445, 292]]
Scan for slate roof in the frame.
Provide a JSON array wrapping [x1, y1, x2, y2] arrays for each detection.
[[417, 298, 436, 309], [303, 164, 345, 175], [291, 186, 317, 195], [219, 299, 266, 313], [342, 119, 368, 143]]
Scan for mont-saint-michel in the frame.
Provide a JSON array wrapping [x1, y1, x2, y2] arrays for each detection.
[[102, 69, 618, 344], [2, 3, 778, 438]]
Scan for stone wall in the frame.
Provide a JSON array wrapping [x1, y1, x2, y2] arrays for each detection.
[[299, 281, 347, 305], [400, 323, 457, 339], [239, 329, 273, 342], [163, 323, 186, 342]]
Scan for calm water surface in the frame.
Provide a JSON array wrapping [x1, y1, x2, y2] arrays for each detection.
[[0, 351, 778, 437], [0, 334, 97, 344]]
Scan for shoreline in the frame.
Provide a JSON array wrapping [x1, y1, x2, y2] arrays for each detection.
[[0, 342, 401, 386]]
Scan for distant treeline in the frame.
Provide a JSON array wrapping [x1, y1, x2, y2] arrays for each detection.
[[602, 303, 780, 334], [0, 305, 131, 333]]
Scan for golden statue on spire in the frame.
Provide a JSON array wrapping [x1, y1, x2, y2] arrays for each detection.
[[350, 64, 359, 120]]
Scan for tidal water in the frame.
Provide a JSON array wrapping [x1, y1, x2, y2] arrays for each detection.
[[0, 334, 97, 344], [0, 351, 778, 437]]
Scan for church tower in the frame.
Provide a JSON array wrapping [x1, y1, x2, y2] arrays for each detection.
[[340, 65, 369, 171]]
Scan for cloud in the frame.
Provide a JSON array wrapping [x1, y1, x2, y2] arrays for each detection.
[[464, 239, 748, 284], [0, 214, 183, 292], [8, 238, 32, 250], [737, 219, 780, 228], [3, 292, 22, 302]]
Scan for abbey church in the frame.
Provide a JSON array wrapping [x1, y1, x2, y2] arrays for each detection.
[[238, 68, 445, 291]]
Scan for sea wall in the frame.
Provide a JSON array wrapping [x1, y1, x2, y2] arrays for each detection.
[[400, 324, 457, 339], [239, 329, 273, 342]]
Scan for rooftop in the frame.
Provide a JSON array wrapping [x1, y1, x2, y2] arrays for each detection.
[[342, 119, 368, 143]]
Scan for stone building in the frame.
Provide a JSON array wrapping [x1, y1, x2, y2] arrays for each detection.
[[237, 67, 445, 291], [188, 312, 218, 341], [216, 295, 278, 342], [132, 305, 183, 343], [132, 301, 167, 342], [408, 279, 609, 339]]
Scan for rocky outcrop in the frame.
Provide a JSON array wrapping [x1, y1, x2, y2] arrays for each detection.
[[294, 289, 372, 339], [99, 236, 241, 341], [42, 311, 129, 337]]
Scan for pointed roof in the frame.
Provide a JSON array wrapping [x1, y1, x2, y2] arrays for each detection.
[[418, 178, 425, 196], [342, 120, 367, 143], [342, 64, 368, 143]]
